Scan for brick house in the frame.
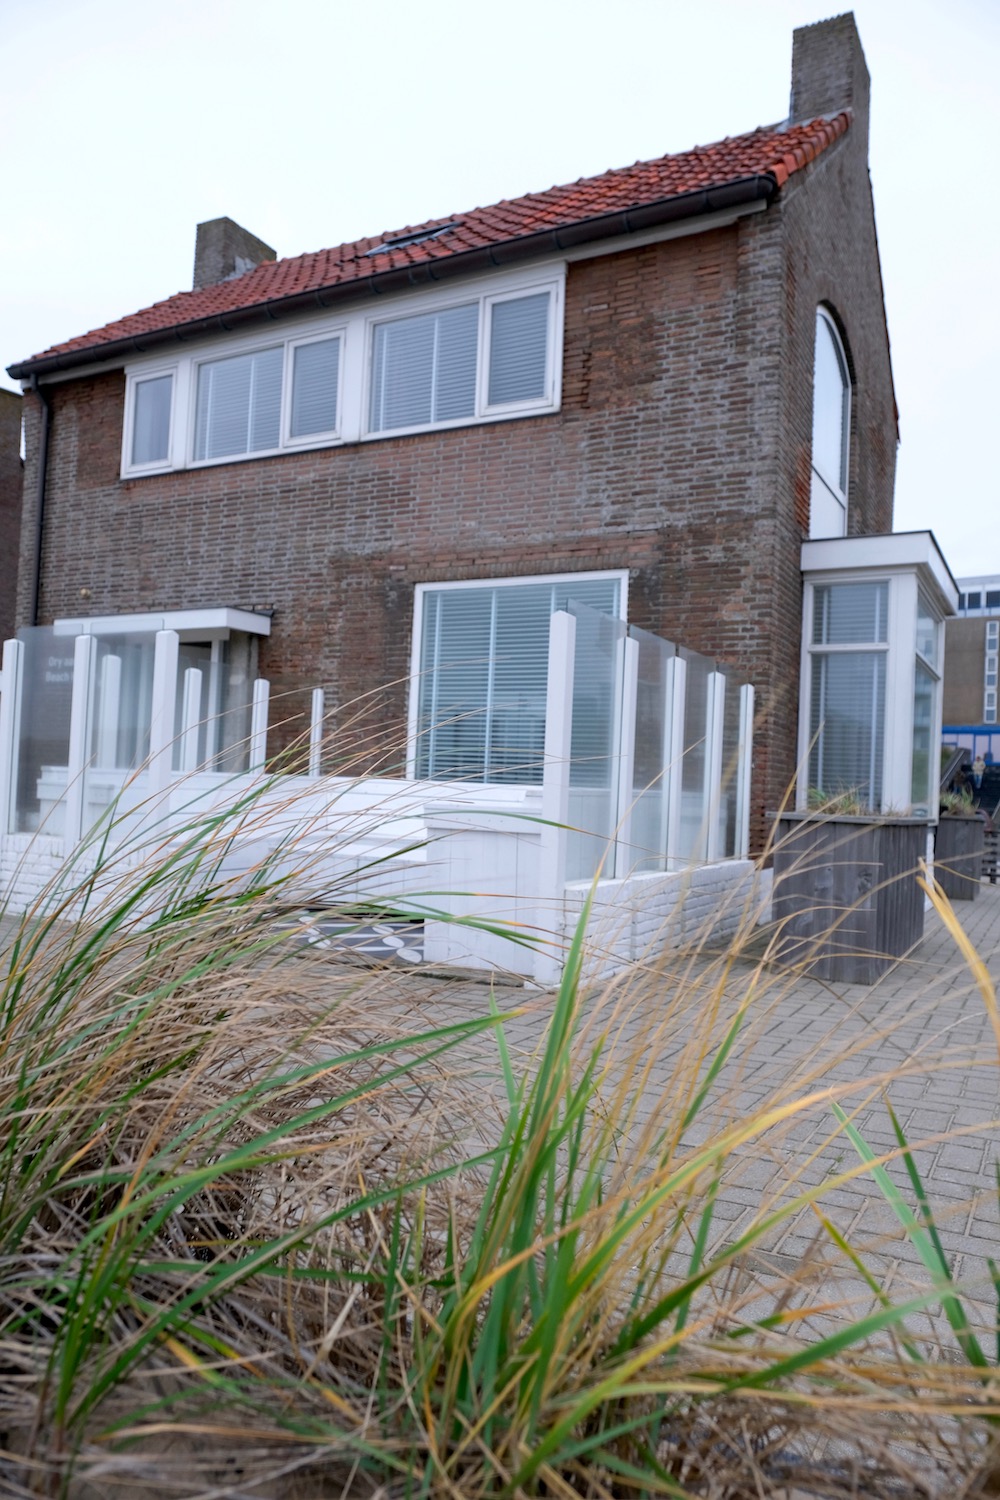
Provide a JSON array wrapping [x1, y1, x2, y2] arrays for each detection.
[[0, 13, 958, 975]]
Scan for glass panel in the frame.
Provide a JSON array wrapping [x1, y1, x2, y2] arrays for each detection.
[[628, 625, 675, 873], [370, 304, 477, 432], [719, 669, 745, 857], [968, 592, 982, 609], [812, 581, 888, 645], [488, 292, 549, 406], [90, 633, 156, 770], [290, 337, 340, 438], [567, 602, 625, 882], [132, 374, 172, 465], [911, 661, 935, 814], [12, 627, 75, 835], [809, 651, 885, 808], [811, 312, 849, 494], [809, 469, 846, 540], [676, 647, 713, 864], [988, 591, 1000, 609], [414, 577, 620, 783], [194, 347, 282, 460], [916, 591, 938, 668]]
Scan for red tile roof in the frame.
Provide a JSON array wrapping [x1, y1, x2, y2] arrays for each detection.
[[11, 114, 849, 376]]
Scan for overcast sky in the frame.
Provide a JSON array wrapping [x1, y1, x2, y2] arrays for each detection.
[[2, 0, 996, 579]]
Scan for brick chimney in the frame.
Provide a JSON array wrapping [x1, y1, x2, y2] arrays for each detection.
[[789, 13, 870, 145], [192, 217, 276, 290]]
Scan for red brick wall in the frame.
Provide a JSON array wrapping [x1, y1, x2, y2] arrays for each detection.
[[17, 135, 897, 849]]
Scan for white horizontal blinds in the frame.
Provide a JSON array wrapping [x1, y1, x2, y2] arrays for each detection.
[[812, 581, 887, 646], [488, 292, 549, 406], [809, 652, 885, 805], [290, 337, 340, 438], [370, 303, 478, 432], [416, 576, 620, 783], [809, 581, 888, 807], [194, 346, 282, 461], [132, 374, 172, 466], [416, 589, 491, 780]]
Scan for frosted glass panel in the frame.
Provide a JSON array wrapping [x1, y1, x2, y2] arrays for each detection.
[[12, 627, 74, 835], [628, 624, 675, 873], [676, 648, 713, 864], [567, 603, 625, 882]]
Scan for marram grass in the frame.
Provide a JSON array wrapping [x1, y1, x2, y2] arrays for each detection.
[[0, 785, 998, 1497]]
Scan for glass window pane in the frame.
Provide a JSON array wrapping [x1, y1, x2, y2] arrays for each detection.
[[809, 651, 885, 808], [132, 374, 172, 465], [370, 304, 477, 432], [812, 581, 888, 645], [811, 312, 849, 495], [488, 292, 549, 405], [291, 337, 340, 437], [415, 576, 620, 783], [916, 592, 938, 667], [194, 347, 282, 460], [968, 592, 982, 609], [911, 661, 935, 812]]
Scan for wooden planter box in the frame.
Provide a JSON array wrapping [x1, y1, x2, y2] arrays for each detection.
[[934, 815, 985, 902], [771, 814, 928, 984]]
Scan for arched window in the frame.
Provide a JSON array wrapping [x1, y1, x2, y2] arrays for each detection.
[[809, 308, 851, 538]]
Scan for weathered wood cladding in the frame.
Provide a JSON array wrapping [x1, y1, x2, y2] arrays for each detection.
[[771, 815, 927, 984]]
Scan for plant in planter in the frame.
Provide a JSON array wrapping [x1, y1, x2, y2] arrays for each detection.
[[771, 792, 928, 984], [935, 789, 985, 902]]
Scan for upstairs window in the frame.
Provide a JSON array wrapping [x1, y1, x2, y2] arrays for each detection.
[[121, 268, 563, 475], [368, 283, 559, 435], [129, 372, 174, 468], [808, 308, 851, 539]]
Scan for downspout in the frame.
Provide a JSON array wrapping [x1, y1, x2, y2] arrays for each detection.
[[27, 375, 51, 627]]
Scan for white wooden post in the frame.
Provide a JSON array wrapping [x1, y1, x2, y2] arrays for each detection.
[[736, 683, 755, 858], [249, 678, 270, 772], [179, 667, 203, 775], [613, 634, 639, 879], [96, 652, 121, 767], [0, 638, 24, 837], [704, 671, 727, 864], [148, 629, 179, 800], [663, 653, 686, 871], [309, 687, 325, 778], [536, 610, 576, 986], [64, 633, 97, 851]]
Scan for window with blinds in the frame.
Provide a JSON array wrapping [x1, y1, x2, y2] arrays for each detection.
[[808, 580, 888, 808], [370, 285, 555, 435], [194, 347, 284, 461], [413, 574, 622, 783], [121, 268, 562, 474]]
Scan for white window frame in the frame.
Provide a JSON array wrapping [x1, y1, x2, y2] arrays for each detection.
[[282, 330, 345, 448], [122, 364, 179, 474], [120, 265, 566, 477], [405, 568, 628, 781], [363, 274, 563, 440], [808, 307, 851, 540]]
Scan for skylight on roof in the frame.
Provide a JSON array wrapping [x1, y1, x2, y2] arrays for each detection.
[[364, 222, 461, 256]]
